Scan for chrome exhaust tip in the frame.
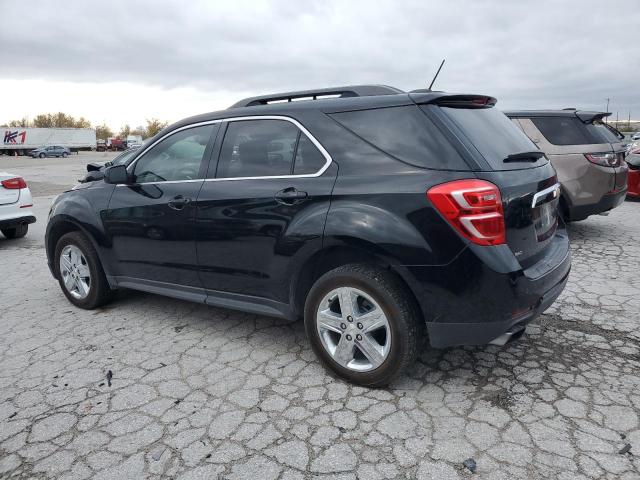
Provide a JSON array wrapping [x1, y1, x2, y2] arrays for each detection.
[[489, 325, 526, 346]]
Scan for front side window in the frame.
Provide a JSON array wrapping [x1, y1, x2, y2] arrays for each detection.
[[216, 120, 300, 178], [133, 124, 215, 183]]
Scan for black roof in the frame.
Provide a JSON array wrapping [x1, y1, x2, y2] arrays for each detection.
[[229, 85, 403, 108], [165, 85, 496, 133]]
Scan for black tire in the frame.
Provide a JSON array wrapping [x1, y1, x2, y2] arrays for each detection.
[[54, 231, 114, 309], [304, 264, 421, 387], [1, 224, 28, 239], [39, 153, 45, 158], [62, 152, 69, 158]]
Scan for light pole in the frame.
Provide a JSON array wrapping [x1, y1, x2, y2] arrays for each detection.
[[606, 98, 610, 123]]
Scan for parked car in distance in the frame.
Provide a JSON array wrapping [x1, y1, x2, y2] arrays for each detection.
[[29, 145, 71, 158], [0, 173, 35, 239], [632, 132, 640, 141], [625, 146, 640, 198], [506, 110, 628, 221], [46, 85, 570, 386]]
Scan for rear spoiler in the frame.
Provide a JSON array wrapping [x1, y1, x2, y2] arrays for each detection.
[[409, 91, 497, 108], [575, 111, 611, 123]]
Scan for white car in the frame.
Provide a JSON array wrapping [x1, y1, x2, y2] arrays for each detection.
[[632, 132, 640, 141], [0, 173, 35, 239]]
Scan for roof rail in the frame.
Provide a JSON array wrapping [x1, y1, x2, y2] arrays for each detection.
[[229, 85, 403, 108]]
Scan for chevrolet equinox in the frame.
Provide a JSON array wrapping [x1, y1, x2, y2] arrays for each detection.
[[46, 85, 571, 386]]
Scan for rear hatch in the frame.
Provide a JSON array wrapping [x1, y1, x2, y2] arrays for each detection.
[[0, 172, 21, 205], [413, 94, 561, 266], [577, 112, 627, 192]]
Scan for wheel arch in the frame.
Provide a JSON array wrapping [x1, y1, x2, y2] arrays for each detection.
[[46, 216, 114, 286], [289, 242, 425, 324]]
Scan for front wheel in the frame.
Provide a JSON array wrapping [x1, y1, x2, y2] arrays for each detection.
[[62, 152, 69, 158], [304, 264, 421, 387], [39, 153, 45, 158], [1, 224, 28, 239], [54, 231, 114, 309]]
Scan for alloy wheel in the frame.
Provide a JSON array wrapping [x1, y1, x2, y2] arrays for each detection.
[[316, 287, 391, 372], [59, 245, 91, 299]]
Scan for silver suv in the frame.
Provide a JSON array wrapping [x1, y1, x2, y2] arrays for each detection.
[[506, 110, 628, 221]]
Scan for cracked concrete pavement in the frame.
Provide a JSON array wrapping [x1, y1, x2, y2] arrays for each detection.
[[1, 153, 639, 479]]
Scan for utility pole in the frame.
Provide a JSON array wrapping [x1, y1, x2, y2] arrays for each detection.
[[606, 98, 610, 123]]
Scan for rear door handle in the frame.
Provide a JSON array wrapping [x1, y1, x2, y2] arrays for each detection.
[[275, 187, 308, 204], [168, 195, 192, 210]]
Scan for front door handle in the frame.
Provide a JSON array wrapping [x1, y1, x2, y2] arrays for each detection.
[[168, 195, 192, 210], [275, 187, 308, 204]]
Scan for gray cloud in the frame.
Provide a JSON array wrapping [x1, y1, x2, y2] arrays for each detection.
[[3, 0, 640, 117]]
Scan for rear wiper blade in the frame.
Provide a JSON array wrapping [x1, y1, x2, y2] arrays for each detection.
[[503, 151, 546, 162]]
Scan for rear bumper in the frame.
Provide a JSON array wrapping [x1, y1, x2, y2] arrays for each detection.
[[403, 228, 571, 348], [569, 188, 626, 220], [0, 215, 36, 230], [425, 263, 569, 347]]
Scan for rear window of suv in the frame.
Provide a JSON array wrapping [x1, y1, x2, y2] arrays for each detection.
[[440, 106, 543, 170], [330, 105, 469, 170], [531, 117, 619, 145]]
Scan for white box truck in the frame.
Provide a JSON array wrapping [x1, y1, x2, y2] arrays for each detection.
[[1, 128, 97, 156]]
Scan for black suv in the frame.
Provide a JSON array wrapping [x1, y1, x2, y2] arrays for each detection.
[[46, 85, 570, 386]]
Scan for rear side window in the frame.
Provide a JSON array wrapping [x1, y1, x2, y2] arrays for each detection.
[[217, 120, 299, 178], [293, 135, 325, 174], [531, 117, 591, 145], [585, 121, 622, 144], [330, 105, 468, 170]]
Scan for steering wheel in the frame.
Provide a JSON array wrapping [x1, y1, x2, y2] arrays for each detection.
[[175, 167, 198, 180]]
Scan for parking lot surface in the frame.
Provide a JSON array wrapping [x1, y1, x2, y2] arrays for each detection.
[[1, 153, 639, 479]]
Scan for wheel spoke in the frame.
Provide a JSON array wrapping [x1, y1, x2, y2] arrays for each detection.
[[318, 309, 343, 333], [60, 256, 73, 272], [63, 273, 75, 290], [76, 279, 88, 297], [357, 309, 386, 333], [355, 334, 385, 369], [338, 288, 356, 318], [333, 334, 355, 366], [76, 264, 90, 278], [70, 249, 81, 267]]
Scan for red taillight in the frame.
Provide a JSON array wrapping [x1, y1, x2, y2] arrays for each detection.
[[427, 179, 505, 246], [585, 152, 621, 167], [1, 177, 27, 189]]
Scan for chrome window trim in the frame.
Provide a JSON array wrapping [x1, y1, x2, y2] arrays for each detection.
[[121, 115, 333, 186], [531, 183, 560, 208]]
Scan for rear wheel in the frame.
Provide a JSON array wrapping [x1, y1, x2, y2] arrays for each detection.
[[54, 231, 114, 309], [304, 264, 421, 387], [62, 152, 69, 158], [1, 224, 28, 239]]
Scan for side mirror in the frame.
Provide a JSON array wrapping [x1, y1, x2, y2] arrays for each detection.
[[104, 165, 129, 184]]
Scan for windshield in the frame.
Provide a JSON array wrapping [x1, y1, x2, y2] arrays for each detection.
[[441, 106, 544, 170], [111, 148, 139, 166]]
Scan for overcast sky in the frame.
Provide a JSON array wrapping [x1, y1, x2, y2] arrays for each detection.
[[1, 0, 639, 130]]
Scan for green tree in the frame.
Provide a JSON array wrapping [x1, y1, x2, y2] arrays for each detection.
[[145, 118, 169, 138], [95, 123, 114, 140]]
